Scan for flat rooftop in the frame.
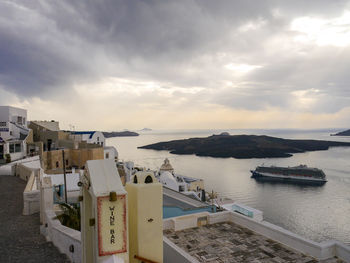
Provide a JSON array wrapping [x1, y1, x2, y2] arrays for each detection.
[[164, 222, 343, 263]]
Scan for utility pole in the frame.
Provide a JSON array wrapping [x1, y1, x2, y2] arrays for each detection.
[[62, 150, 68, 203]]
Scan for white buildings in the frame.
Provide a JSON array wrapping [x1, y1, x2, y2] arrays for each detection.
[[156, 158, 205, 200], [70, 131, 105, 146], [103, 146, 118, 161], [0, 106, 29, 162]]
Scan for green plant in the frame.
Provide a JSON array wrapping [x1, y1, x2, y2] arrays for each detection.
[[5, 154, 11, 163], [55, 203, 81, 231]]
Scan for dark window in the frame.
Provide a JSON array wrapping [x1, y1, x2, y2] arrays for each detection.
[[9, 144, 15, 153], [15, 143, 21, 153], [56, 161, 59, 168], [65, 159, 69, 166], [145, 175, 153, 184], [105, 153, 109, 159], [47, 139, 52, 151]]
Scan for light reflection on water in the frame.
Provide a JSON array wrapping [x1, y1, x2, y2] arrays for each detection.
[[107, 129, 350, 245]]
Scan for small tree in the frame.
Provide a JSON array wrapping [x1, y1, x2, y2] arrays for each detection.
[[55, 203, 81, 231], [5, 154, 11, 163]]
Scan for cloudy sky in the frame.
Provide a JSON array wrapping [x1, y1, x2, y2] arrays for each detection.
[[1, 0, 350, 130]]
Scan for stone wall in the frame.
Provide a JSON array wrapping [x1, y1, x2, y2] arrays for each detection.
[[42, 148, 103, 170]]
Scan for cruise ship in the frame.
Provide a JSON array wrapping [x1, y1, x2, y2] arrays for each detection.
[[250, 165, 327, 185]]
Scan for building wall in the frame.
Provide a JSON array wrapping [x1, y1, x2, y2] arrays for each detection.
[[29, 125, 70, 151], [187, 180, 204, 192], [42, 149, 70, 170], [29, 121, 59, 131], [0, 106, 27, 126], [0, 139, 27, 162], [0, 107, 28, 141], [42, 147, 104, 170], [89, 131, 105, 146], [103, 146, 118, 161]]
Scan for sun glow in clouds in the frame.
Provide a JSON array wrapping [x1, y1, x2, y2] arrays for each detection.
[[224, 63, 262, 73], [291, 89, 320, 110], [291, 11, 350, 47]]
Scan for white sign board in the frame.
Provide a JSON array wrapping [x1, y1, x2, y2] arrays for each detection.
[[97, 194, 127, 256]]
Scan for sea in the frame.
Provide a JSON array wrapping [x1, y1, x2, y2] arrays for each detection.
[[106, 129, 350, 245]]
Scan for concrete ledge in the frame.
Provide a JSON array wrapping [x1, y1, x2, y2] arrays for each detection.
[[164, 210, 350, 262], [0, 156, 40, 176], [163, 236, 199, 263], [335, 241, 350, 262], [228, 211, 330, 260], [43, 209, 82, 263], [164, 212, 210, 231], [23, 189, 40, 215]]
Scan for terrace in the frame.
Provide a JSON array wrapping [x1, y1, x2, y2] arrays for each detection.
[[164, 221, 343, 263]]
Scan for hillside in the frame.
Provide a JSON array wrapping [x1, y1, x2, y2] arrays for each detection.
[[103, 131, 139, 138], [139, 134, 350, 159], [331, 129, 350, 136]]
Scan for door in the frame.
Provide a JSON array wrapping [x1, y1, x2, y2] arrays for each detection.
[[0, 144, 3, 160]]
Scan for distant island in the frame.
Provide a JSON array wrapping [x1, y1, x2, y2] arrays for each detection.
[[103, 131, 139, 138], [140, 128, 152, 131], [139, 134, 350, 159], [331, 129, 350, 136]]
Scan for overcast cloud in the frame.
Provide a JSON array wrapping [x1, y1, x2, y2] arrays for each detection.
[[1, 0, 350, 130]]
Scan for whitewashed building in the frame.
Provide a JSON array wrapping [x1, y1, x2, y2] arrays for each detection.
[[156, 158, 205, 200], [0, 106, 29, 163], [70, 131, 105, 146], [103, 146, 118, 161]]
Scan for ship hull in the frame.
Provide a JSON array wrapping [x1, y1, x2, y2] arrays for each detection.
[[250, 171, 327, 185]]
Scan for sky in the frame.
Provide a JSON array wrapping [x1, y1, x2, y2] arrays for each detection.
[[1, 0, 350, 131]]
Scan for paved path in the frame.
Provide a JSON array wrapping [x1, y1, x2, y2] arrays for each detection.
[[0, 175, 69, 262]]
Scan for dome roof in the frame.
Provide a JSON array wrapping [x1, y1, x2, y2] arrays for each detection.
[[160, 158, 174, 172]]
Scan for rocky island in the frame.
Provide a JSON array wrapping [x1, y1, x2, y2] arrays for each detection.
[[139, 134, 350, 159], [103, 131, 139, 138], [331, 129, 350, 136]]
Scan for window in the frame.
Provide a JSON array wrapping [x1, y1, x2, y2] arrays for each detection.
[[105, 153, 109, 159], [101, 142, 103, 147], [97, 137, 99, 142], [56, 161, 59, 168], [9, 144, 15, 153], [17, 116, 23, 124], [0, 122, 6, 127], [15, 143, 21, 153], [65, 159, 69, 166]]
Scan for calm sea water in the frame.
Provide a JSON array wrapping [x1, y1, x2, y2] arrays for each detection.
[[107, 129, 350, 245]]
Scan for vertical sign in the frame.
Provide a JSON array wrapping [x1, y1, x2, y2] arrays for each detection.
[[97, 195, 127, 256]]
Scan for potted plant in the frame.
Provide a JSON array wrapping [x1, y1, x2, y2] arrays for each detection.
[[5, 154, 11, 163], [55, 202, 81, 231]]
